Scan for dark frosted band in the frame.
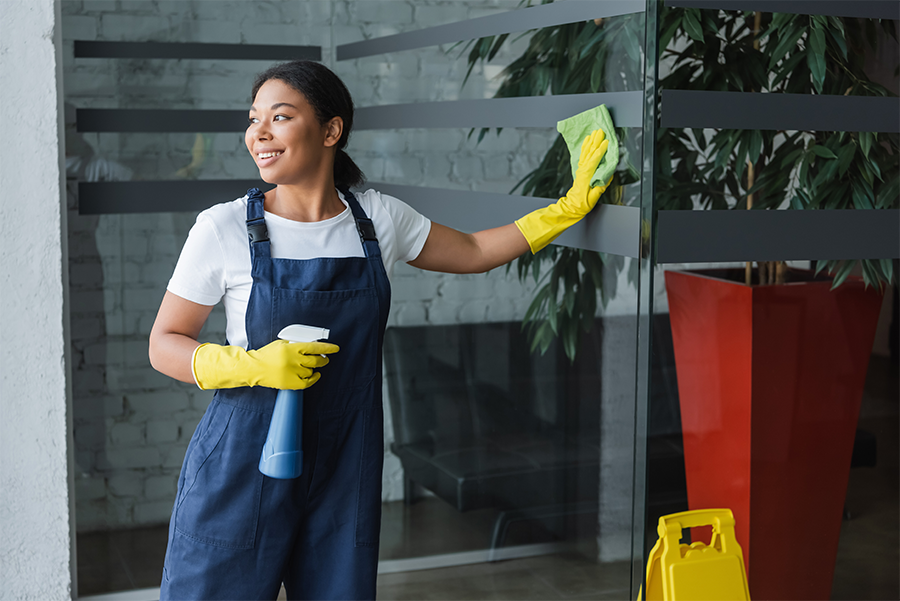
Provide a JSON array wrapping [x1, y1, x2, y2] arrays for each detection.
[[337, 0, 644, 60], [356, 93, 643, 130], [76, 109, 248, 133], [74, 41, 321, 61], [368, 182, 641, 258], [78, 180, 268, 214], [76, 93, 643, 132], [657, 209, 900, 263], [666, 0, 899, 20], [662, 91, 900, 133]]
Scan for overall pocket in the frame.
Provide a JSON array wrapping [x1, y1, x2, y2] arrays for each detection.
[[273, 287, 380, 397], [174, 402, 265, 549]]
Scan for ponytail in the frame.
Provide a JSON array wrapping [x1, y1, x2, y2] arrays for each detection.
[[334, 148, 365, 190]]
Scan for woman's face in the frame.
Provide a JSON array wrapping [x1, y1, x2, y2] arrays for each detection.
[[245, 78, 341, 184]]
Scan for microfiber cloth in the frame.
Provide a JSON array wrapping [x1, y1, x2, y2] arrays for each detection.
[[557, 104, 618, 187]]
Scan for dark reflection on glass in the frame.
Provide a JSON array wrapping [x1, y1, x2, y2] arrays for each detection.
[[384, 322, 602, 550]]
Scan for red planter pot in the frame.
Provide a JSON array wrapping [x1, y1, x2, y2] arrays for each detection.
[[665, 268, 883, 601]]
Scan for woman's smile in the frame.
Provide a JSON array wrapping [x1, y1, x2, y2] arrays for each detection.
[[255, 149, 284, 168]]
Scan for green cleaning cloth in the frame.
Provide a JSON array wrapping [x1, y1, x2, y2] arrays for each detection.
[[557, 104, 618, 188]]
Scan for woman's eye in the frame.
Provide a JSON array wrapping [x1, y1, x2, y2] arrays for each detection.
[[274, 115, 289, 121], [248, 117, 259, 124]]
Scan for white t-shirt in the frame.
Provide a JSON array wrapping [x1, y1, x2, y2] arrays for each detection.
[[167, 188, 431, 349]]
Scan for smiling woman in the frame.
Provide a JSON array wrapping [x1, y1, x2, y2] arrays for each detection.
[[147, 59, 609, 601]]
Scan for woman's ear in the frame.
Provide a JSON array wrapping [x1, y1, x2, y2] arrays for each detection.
[[324, 117, 343, 148]]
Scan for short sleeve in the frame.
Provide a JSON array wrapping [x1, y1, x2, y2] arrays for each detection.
[[377, 191, 432, 263], [166, 214, 227, 306]]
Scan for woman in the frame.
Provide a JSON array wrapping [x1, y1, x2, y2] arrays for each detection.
[[149, 60, 609, 600]]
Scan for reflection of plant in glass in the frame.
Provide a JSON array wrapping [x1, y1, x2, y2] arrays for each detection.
[[461, 10, 646, 359], [464, 5, 898, 357]]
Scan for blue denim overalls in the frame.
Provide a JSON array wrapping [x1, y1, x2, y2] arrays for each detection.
[[160, 187, 390, 600]]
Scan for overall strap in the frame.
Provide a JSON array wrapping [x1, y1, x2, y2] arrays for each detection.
[[245, 188, 271, 259], [339, 187, 382, 259]]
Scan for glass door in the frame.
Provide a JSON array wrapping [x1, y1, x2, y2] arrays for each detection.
[[646, 2, 899, 599], [63, 1, 660, 598], [335, 1, 658, 598]]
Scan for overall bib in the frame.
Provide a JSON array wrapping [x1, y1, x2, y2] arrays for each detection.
[[160, 187, 390, 600]]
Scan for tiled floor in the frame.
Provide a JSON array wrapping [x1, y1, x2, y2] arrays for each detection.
[[77, 498, 586, 597], [77, 356, 898, 599], [831, 356, 899, 600]]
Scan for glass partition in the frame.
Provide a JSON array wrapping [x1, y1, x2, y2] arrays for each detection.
[[64, 1, 655, 598], [647, 3, 899, 600]]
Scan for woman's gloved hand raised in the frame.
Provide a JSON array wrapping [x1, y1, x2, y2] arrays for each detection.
[[192, 340, 340, 391], [515, 129, 611, 254]]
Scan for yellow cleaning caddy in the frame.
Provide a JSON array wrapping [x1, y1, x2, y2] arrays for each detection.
[[640, 508, 750, 601]]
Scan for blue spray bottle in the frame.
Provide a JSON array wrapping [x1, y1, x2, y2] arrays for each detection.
[[258, 324, 330, 479]]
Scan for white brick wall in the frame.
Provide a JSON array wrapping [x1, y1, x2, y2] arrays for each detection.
[[63, 0, 635, 527]]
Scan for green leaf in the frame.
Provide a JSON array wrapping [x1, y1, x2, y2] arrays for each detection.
[[837, 143, 855, 177], [853, 178, 876, 209], [808, 18, 827, 93], [826, 20, 848, 60], [622, 26, 641, 63], [811, 145, 837, 159], [859, 131, 874, 159], [767, 25, 806, 71], [748, 130, 763, 165], [590, 55, 604, 91], [659, 15, 683, 52], [880, 258, 894, 284], [547, 290, 559, 333], [780, 147, 805, 169], [684, 9, 705, 42], [876, 176, 899, 209], [869, 156, 883, 182], [814, 259, 828, 276], [860, 259, 878, 288], [771, 49, 807, 89], [830, 260, 856, 289], [487, 33, 510, 61]]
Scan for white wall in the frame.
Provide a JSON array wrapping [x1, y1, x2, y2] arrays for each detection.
[[0, 0, 74, 598]]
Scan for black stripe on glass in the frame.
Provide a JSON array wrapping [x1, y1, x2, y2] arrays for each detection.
[[661, 91, 900, 132], [356, 92, 643, 130], [76, 93, 644, 133], [74, 41, 321, 61], [369, 182, 641, 258], [76, 109, 247, 133], [337, 0, 644, 60], [78, 180, 268, 214], [666, 0, 899, 20], [79, 180, 642, 256], [657, 209, 900, 263]]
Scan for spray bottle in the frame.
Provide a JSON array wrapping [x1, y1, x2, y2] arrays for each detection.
[[258, 324, 330, 479]]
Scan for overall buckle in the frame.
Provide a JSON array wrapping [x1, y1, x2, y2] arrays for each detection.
[[247, 219, 269, 243], [357, 218, 377, 242]]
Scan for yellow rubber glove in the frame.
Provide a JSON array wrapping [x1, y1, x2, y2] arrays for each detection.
[[192, 339, 340, 391], [515, 129, 612, 254]]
